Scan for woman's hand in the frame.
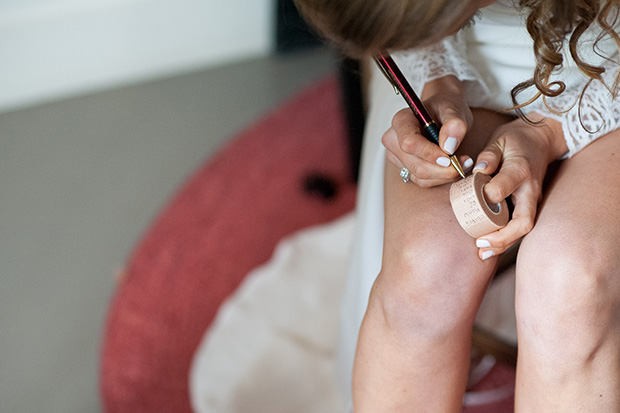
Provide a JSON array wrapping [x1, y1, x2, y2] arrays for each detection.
[[472, 113, 568, 260], [382, 75, 474, 187]]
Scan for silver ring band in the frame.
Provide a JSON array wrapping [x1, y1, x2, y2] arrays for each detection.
[[400, 167, 412, 184]]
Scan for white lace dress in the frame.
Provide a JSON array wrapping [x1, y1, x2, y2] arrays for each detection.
[[336, 0, 620, 399]]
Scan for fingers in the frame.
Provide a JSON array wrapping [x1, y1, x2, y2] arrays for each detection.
[[382, 126, 471, 186], [473, 178, 540, 260], [475, 137, 540, 203], [472, 142, 511, 204], [471, 157, 538, 259], [474, 189, 537, 260], [471, 138, 538, 259], [435, 103, 471, 156], [384, 109, 473, 184], [384, 149, 471, 187], [391, 109, 444, 161], [392, 107, 469, 157]]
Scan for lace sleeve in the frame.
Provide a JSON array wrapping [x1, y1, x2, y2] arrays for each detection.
[[529, 53, 620, 158], [393, 31, 490, 106]]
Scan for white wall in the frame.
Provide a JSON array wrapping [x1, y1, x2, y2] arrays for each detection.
[[0, 0, 275, 112]]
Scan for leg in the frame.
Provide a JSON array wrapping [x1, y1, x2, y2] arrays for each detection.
[[352, 110, 513, 412], [515, 130, 620, 411]]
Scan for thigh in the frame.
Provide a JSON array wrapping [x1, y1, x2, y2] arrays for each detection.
[[517, 129, 620, 315], [522, 129, 620, 261]]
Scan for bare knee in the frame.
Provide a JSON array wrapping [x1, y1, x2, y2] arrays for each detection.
[[516, 229, 620, 368], [368, 241, 496, 340]]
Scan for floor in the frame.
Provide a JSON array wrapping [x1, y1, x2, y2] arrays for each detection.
[[0, 47, 337, 413]]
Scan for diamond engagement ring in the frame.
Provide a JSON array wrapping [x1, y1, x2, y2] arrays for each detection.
[[400, 167, 412, 184]]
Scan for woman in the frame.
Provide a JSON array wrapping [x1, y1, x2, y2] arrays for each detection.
[[294, 0, 620, 411]]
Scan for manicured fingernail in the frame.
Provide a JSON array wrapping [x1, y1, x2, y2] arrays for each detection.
[[481, 250, 495, 260], [443, 137, 458, 154], [463, 158, 474, 170], [476, 239, 491, 248], [436, 157, 451, 167], [473, 161, 488, 172]]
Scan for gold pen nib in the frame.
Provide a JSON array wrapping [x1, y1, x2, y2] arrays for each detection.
[[450, 155, 466, 179]]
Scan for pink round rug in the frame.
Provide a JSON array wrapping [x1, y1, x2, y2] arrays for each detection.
[[100, 76, 357, 412]]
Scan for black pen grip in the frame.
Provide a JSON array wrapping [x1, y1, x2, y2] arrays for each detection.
[[422, 121, 440, 145]]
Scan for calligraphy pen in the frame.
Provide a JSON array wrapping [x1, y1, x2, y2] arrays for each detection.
[[374, 53, 466, 179]]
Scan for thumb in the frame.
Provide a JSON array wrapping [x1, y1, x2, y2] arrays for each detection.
[[437, 104, 472, 156], [473, 142, 504, 203]]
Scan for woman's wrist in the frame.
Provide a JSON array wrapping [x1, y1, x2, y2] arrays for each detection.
[[524, 112, 568, 161], [421, 75, 465, 100]]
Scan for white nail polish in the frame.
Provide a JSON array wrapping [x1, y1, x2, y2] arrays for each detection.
[[463, 158, 474, 170], [476, 239, 491, 248], [473, 161, 488, 172], [481, 250, 495, 260], [436, 157, 451, 167], [443, 137, 458, 154]]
